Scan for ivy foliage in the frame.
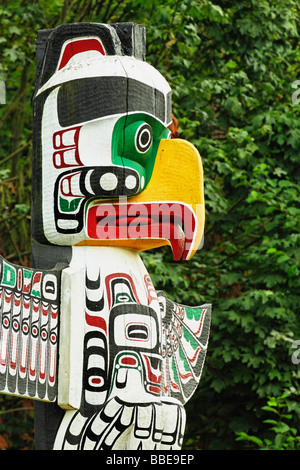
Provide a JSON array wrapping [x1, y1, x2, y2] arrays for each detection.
[[0, 0, 299, 450]]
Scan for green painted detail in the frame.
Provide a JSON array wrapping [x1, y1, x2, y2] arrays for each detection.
[[179, 344, 190, 371], [123, 120, 153, 165], [185, 307, 204, 322], [115, 292, 133, 303], [1, 261, 16, 287], [111, 113, 170, 190], [59, 196, 82, 213], [31, 287, 41, 298], [183, 327, 198, 349], [23, 269, 32, 280], [23, 269, 33, 292], [113, 154, 146, 185]]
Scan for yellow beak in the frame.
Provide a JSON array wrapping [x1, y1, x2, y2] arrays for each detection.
[[80, 139, 205, 261], [130, 138, 205, 260]]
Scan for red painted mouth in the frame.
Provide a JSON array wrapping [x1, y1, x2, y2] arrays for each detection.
[[87, 202, 196, 261]]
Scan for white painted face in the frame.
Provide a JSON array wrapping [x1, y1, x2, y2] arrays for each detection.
[[35, 44, 172, 246]]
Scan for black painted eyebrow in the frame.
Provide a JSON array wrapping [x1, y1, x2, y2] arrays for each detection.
[[57, 76, 170, 126]]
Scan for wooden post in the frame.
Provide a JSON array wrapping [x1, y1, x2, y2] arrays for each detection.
[[0, 22, 211, 450]]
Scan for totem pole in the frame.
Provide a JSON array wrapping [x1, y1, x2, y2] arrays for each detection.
[[0, 23, 211, 450]]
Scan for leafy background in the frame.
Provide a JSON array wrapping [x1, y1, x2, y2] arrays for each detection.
[[0, 0, 299, 450]]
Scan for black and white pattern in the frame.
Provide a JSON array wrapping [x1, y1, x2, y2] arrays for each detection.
[[0, 256, 61, 401]]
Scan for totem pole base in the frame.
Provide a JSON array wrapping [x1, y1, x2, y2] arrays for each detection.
[[32, 246, 210, 450], [55, 246, 188, 450]]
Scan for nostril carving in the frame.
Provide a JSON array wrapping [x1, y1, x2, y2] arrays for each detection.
[[125, 174, 137, 190], [99, 173, 118, 191], [70, 166, 141, 199]]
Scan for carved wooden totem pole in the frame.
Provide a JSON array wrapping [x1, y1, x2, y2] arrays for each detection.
[[0, 23, 211, 450]]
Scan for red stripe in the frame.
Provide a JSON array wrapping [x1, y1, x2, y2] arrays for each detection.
[[85, 312, 107, 333], [120, 357, 137, 366], [58, 38, 105, 70], [149, 385, 161, 394]]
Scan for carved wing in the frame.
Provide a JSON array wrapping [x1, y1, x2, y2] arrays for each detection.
[[158, 291, 211, 404], [0, 255, 61, 402]]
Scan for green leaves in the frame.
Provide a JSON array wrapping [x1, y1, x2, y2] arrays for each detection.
[[236, 395, 300, 450]]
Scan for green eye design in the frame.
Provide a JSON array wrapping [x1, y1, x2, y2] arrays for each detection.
[[135, 123, 153, 154], [112, 114, 170, 191], [122, 120, 153, 160]]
